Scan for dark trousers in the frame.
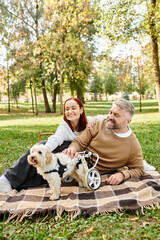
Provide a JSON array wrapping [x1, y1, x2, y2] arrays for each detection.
[[4, 141, 71, 191]]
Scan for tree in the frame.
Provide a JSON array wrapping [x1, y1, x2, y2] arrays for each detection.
[[96, 0, 160, 111], [140, 43, 156, 98], [89, 71, 103, 100], [9, 40, 39, 115], [0, 0, 97, 113], [0, 67, 7, 101], [0, 2, 15, 112], [103, 72, 119, 100], [42, 0, 97, 111], [10, 79, 26, 107], [0, 0, 51, 113], [94, 57, 119, 99], [113, 56, 135, 94], [64, 37, 94, 102]]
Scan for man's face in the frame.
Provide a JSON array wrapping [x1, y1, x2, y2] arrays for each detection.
[[106, 104, 130, 132]]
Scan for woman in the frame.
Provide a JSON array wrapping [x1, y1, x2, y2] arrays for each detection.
[[0, 97, 95, 192]]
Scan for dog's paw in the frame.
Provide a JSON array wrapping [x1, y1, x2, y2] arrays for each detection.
[[78, 181, 85, 187], [50, 194, 60, 200], [47, 189, 53, 194]]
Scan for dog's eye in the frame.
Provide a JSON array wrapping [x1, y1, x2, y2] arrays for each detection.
[[38, 151, 42, 154]]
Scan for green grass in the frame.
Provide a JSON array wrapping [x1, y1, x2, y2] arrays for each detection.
[[0, 99, 160, 239]]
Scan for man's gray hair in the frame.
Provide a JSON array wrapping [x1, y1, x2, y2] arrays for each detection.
[[113, 99, 135, 119]]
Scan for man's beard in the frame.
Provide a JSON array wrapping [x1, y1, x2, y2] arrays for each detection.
[[106, 119, 121, 130]]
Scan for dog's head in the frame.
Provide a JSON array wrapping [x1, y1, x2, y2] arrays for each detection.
[[27, 144, 53, 168]]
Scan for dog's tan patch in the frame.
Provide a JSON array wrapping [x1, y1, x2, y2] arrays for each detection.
[[46, 150, 53, 164]]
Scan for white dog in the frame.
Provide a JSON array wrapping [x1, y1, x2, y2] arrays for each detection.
[[27, 144, 85, 200]]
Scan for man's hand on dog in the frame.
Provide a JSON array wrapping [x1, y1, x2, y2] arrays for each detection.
[[63, 147, 78, 159], [63, 148, 125, 185], [105, 172, 124, 185]]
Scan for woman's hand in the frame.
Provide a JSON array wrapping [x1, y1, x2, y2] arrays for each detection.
[[63, 147, 78, 159], [87, 118, 97, 128]]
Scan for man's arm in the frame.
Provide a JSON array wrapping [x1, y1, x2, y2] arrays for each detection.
[[105, 150, 144, 186], [121, 144, 144, 179], [117, 136, 145, 181], [63, 127, 93, 158], [106, 135, 144, 185], [63, 120, 100, 158]]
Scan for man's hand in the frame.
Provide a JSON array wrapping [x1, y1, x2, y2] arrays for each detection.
[[62, 147, 78, 159], [105, 172, 124, 185]]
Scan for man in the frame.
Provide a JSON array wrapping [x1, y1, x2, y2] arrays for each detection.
[[63, 99, 145, 185]]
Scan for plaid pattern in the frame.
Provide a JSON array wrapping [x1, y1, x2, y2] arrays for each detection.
[[0, 171, 160, 221]]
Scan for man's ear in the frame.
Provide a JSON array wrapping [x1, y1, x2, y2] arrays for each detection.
[[46, 149, 52, 164], [127, 119, 131, 125]]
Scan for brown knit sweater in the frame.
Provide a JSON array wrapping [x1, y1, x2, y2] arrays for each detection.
[[70, 119, 145, 180]]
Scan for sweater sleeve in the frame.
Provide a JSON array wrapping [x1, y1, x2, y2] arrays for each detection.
[[45, 121, 77, 152], [87, 115, 106, 122], [69, 120, 100, 152], [120, 134, 145, 179]]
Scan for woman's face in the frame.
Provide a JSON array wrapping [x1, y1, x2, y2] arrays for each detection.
[[64, 99, 83, 124]]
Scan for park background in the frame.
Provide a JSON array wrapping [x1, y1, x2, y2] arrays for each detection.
[[0, 0, 160, 239], [0, 0, 160, 115]]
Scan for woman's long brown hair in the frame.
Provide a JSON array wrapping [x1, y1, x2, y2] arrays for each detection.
[[63, 97, 88, 132]]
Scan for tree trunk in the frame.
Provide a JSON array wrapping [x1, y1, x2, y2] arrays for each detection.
[[59, 68, 63, 114], [151, 36, 160, 112], [52, 84, 58, 113], [77, 89, 85, 103], [32, 75, 38, 116], [7, 52, 10, 113], [41, 79, 51, 113], [30, 80, 35, 113], [35, 0, 51, 113], [94, 93, 97, 101], [137, 58, 142, 112], [149, 0, 160, 112]]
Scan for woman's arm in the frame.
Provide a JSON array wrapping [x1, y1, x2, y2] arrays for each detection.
[[45, 120, 77, 152]]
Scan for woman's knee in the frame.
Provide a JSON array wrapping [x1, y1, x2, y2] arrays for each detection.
[[38, 140, 47, 145]]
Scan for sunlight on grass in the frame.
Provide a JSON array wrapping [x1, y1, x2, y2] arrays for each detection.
[[132, 112, 160, 123], [0, 115, 63, 127]]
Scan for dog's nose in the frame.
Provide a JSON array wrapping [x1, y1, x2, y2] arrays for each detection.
[[31, 156, 35, 160]]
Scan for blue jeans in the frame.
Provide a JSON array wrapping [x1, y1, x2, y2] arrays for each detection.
[[4, 141, 71, 191]]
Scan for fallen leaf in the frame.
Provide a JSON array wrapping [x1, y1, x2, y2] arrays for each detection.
[[129, 217, 139, 221], [85, 225, 93, 233], [142, 221, 150, 226]]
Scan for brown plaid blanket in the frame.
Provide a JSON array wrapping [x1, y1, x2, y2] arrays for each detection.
[[0, 171, 160, 221]]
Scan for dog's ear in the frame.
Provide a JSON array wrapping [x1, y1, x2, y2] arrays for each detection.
[[46, 149, 52, 164], [30, 143, 39, 153]]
